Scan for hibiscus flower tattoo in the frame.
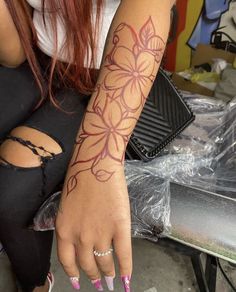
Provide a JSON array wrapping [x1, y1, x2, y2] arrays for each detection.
[[66, 17, 165, 195]]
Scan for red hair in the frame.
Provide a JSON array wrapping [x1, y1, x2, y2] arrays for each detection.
[[5, 0, 104, 106]]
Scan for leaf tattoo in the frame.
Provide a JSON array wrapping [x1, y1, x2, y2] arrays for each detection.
[[66, 17, 165, 195]]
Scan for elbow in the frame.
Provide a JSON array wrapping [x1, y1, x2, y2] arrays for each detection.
[[1, 59, 27, 68], [0, 51, 27, 68], [0, 55, 26, 68], [1, 58, 27, 68]]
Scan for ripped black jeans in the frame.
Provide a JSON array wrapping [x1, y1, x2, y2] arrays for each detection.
[[0, 62, 88, 291]]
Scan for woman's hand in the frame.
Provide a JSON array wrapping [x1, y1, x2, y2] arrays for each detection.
[[56, 164, 132, 291]]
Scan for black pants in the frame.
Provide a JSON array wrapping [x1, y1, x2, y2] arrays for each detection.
[[0, 62, 88, 291]]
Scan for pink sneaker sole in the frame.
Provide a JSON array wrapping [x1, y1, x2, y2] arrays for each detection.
[[47, 272, 55, 292], [0, 242, 4, 254]]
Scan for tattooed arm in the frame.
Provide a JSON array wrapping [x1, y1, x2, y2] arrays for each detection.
[[57, 0, 172, 287], [66, 0, 172, 194]]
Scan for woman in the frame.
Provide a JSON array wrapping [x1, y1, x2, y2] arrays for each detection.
[[0, 0, 174, 291]]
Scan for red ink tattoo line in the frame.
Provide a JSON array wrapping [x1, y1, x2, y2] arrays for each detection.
[[66, 17, 166, 195]]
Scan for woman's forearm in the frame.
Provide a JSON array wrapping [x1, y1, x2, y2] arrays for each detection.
[[66, 0, 172, 194], [0, 0, 30, 67]]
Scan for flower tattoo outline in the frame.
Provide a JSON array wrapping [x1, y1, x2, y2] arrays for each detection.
[[66, 17, 165, 195]]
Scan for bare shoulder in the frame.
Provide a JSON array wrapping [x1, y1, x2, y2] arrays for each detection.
[[0, 0, 32, 67]]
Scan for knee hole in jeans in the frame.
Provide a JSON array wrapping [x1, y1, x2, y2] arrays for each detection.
[[0, 126, 63, 168]]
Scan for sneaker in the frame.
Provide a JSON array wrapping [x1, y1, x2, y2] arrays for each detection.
[[47, 272, 55, 292], [0, 242, 3, 254]]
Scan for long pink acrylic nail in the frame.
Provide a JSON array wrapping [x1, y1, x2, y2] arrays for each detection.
[[70, 277, 80, 290], [105, 276, 115, 291], [91, 279, 104, 291], [121, 276, 131, 292]]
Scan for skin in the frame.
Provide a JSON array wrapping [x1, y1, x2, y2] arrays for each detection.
[[56, 0, 173, 288], [0, 0, 31, 67], [0, 3, 50, 291], [0, 0, 175, 290]]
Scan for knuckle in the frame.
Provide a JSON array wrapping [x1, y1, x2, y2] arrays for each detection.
[[59, 259, 72, 270], [81, 266, 98, 279], [79, 257, 90, 269], [81, 265, 93, 275], [100, 265, 114, 275], [78, 234, 92, 246], [58, 256, 72, 268], [119, 261, 132, 274], [78, 258, 99, 278], [56, 226, 70, 241], [119, 253, 131, 263], [58, 254, 76, 272], [87, 272, 100, 280]]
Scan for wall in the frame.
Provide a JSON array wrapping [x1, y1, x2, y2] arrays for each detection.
[[165, 0, 236, 72]]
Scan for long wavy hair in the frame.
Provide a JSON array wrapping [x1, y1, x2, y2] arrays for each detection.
[[5, 0, 104, 106]]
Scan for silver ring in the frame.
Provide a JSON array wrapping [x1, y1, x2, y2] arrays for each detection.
[[93, 248, 113, 257]]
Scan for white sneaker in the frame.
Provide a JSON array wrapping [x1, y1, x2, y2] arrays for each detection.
[[47, 272, 55, 292]]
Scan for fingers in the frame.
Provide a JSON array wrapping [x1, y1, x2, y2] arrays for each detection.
[[94, 240, 116, 291], [94, 242, 115, 277], [114, 226, 132, 276], [57, 230, 132, 292], [76, 242, 103, 290], [113, 226, 132, 292], [57, 239, 81, 290]]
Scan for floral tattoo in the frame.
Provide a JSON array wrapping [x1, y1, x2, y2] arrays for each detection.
[[66, 17, 165, 195]]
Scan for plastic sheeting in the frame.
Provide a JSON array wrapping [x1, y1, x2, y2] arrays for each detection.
[[143, 94, 236, 195], [33, 93, 236, 241], [125, 167, 170, 240]]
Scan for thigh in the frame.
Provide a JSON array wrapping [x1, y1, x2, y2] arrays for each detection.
[[0, 88, 88, 201], [0, 63, 41, 140], [0, 76, 88, 291], [21, 88, 89, 193], [0, 163, 53, 290]]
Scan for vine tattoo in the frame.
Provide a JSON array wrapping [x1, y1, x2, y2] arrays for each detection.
[[66, 17, 165, 195]]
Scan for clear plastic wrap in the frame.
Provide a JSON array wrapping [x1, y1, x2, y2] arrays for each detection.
[[123, 95, 236, 235], [197, 97, 236, 196], [162, 95, 236, 194], [163, 92, 227, 158], [33, 94, 236, 240], [33, 191, 61, 231], [125, 165, 170, 240]]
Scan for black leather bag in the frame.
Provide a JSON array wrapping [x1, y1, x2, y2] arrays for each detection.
[[126, 69, 195, 161]]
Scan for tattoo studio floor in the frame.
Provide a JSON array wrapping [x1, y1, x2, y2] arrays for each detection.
[[0, 238, 235, 292]]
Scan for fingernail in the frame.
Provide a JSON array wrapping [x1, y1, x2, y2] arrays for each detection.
[[70, 277, 80, 290], [91, 279, 104, 291], [121, 276, 131, 292], [105, 276, 115, 291]]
